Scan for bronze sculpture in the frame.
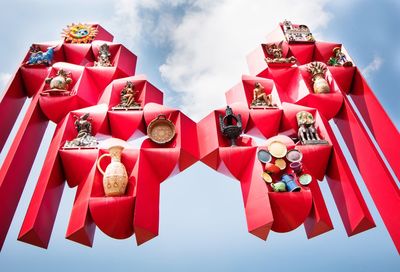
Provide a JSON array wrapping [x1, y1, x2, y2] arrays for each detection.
[[94, 43, 112, 67], [63, 113, 98, 148], [296, 111, 328, 145], [112, 81, 141, 110], [219, 106, 242, 146], [264, 42, 297, 65], [251, 82, 278, 108], [328, 47, 353, 67]]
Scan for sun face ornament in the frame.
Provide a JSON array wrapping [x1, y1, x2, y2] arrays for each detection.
[[62, 23, 98, 44]]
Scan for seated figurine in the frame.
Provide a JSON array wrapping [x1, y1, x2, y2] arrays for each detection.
[[251, 82, 278, 108], [94, 43, 112, 67], [296, 111, 328, 145], [328, 47, 353, 67], [112, 81, 141, 110]]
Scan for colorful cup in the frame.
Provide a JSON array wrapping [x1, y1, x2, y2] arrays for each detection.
[[289, 161, 303, 174], [281, 174, 301, 192]]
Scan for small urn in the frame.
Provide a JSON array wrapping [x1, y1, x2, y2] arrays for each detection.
[[97, 145, 128, 197], [219, 106, 243, 146]]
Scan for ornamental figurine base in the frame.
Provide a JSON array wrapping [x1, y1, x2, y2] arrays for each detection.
[[264, 42, 297, 66], [282, 20, 315, 43], [112, 81, 142, 110], [328, 47, 353, 67], [296, 111, 328, 145], [250, 82, 278, 109], [219, 106, 242, 146], [63, 113, 98, 148], [94, 43, 112, 67], [307, 61, 330, 94], [42, 69, 73, 96], [97, 145, 128, 197], [25, 45, 54, 66]]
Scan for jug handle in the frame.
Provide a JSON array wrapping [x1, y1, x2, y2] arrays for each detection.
[[97, 153, 111, 175]]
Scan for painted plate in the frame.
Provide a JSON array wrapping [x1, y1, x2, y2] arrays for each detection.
[[257, 149, 272, 163], [299, 174, 312, 185], [268, 141, 287, 158]]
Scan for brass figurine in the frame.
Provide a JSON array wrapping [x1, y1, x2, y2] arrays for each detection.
[[219, 106, 242, 146], [328, 47, 353, 67], [307, 61, 330, 94], [251, 82, 278, 108], [94, 43, 112, 67], [43, 69, 73, 96], [264, 42, 297, 65], [63, 113, 98, 148], [296, 111, 328, 145], [112, 81, 141, 110]]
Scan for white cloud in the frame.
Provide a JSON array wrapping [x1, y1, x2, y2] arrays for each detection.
[[158, 0, 333, 120], [0, 72, 11, 91], [362, 55, 383, 79]]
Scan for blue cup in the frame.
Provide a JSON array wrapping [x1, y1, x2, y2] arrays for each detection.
[[281, 174, 301, 192]]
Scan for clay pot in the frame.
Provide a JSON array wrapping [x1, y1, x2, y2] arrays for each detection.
[[312, 74, 330, 94], [97, 145, 128, 197]]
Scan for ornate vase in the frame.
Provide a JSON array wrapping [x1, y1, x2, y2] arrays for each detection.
[[312, 73, 330, 94], [97, 145, 128, 197]]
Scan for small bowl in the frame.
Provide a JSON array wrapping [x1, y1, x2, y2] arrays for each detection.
[[257, 149, 272, 163], [286, 149, 303, 163]]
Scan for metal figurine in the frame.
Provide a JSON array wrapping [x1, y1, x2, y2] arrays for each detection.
[[307, 61, 330, 94], [219, 106, 242, 146], [25, 45, 54, 66], [251, 82, 278, 108], [94, 43, 112, 67], [264, 42, 297, 65], [328, 47, 353, 67], [296, 111, 328, 145], [282, 20, 315, 43], [63, 113, 98, 148], [43, 69, 73, 96], [112, 81, 141, 110]]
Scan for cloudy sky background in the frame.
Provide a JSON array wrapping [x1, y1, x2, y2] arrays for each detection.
[[0, 0, 399, 271]]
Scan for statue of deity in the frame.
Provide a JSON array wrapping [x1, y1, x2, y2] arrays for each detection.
[[94, 43, 112, 67], [250, 82, 278, 108], [63, 113, 98, 148], [296, 111, 328, 145], [328, 47, 353, 67], [112, 81, 141, 110]]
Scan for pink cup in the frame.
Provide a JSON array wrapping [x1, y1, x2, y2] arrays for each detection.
[[290, 161, 303, 174]]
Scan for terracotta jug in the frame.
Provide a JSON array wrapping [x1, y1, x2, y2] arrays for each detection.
[[97, 145, 128, 197], [312, 74, 330, 94]]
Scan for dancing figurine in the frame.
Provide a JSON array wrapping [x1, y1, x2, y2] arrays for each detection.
[[63, 113, 98, 148], [296, 111, 328, 145]]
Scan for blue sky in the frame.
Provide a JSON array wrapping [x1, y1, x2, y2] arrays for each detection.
[[0, 0, 399, 271]]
